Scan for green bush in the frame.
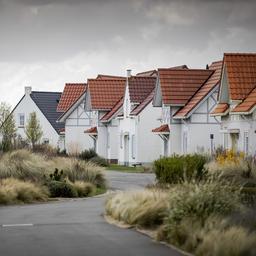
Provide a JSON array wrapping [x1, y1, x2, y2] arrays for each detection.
[[154, 154, 208, 184], [47, 180, 78, 198], [79, 149, 97, 161], [90, 156, 109, 167]]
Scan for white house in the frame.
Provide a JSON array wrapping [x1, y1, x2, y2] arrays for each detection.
[[84, 78, 126, 162], [12, 86, 65, 149], [211, 53, 256, 155], [100, 71, 162, 165], [57, 83, 88, 154], [153, 61, 223, 155]]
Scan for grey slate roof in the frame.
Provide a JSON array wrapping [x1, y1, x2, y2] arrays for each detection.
[[30, 91, 64, 134]]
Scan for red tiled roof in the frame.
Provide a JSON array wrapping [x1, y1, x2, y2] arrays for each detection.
[[232, 87, 256, 113], [88, 79, 126, 110], [84, 127, 98, 134], [96, 74, 125, 80], [158, 69, 213, 106], [211, 103, 229, 115], [224, 53, 256, 100], [128, 76, 156, 104], [152, 124, 170, 133], [136, 65, 188, 77], [57, 83, 86, 112], [100, 97, 123, 122], [130, 89, 154, 116], [174, 61, 222, 118]]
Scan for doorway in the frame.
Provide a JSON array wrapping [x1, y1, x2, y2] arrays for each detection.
[[230, 133, 239, 152], [124, 134, 129, 166]]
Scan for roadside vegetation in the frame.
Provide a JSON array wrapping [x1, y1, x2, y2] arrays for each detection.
[[0, 149, 107, 205], [106, 164, 152, 173], [105, 150, 256, 256]]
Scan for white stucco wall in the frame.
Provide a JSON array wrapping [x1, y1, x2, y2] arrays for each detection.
[[137, 102, 162, 163], [13, 91, 61, 148]]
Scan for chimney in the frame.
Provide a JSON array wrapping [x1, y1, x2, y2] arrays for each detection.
[[126, 69, 132, 78], [25, 86, 32, 95]]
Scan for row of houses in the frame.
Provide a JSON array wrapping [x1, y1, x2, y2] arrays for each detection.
[[12, 53, 256, 165]]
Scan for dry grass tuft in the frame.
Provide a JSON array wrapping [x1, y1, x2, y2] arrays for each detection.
[[0, 178, 48, 204], [105, 189, 169, 227]]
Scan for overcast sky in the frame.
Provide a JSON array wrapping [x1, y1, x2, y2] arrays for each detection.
[[0, 0, 256, 106]]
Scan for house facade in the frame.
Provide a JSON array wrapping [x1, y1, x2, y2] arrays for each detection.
[[117, 74, 162, 165], [211, 53, 256, 155], [57, 83, 89, 154], [153, 61, 223, 156], [12, 86, 65, 149]]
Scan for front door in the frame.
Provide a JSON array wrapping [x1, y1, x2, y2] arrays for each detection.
[[124, 135, 129, 166], [230, 133, 239, 152]]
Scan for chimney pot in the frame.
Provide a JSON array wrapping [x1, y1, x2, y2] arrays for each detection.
[[126, 69, 132, 78], [25, 86, 32, 95]]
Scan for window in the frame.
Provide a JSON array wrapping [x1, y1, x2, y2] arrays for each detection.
[[18, 114, 25, 127], [120, 133, 123, 149], [131, 135, 136, 159], [223, 133, 228, 149], [244, 132, 249, 155], [42, 138, 49, 145], [107, 132, 110, 148], [183, 132, 188, 154]]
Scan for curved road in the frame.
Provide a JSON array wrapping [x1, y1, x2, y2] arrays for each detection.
[[0, 171, 182, 256]]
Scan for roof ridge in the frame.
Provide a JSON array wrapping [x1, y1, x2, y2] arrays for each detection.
[[32, 91, 62, 94], [224, 53, 256, 56]]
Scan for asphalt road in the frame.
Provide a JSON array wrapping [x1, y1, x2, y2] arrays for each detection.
[[0, 171, 182, 256]]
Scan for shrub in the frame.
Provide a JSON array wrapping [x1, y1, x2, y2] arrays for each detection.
[[49, 168, 65, 181], [105, 190, 169, 227], [33, 144, 59, 158], [73, 181, 95, 197], [47, 180, 78, 198], [0, 150, 50, 182], [196, 226, 256, 256], [90, 156, 109, 167], [79, 149, 97, 161], [206, 158, 256, 184], [154, 154, 208, 184], [64, 160, 106, 188], [166, 181, 240, 225], [0, 178, 48, 204]]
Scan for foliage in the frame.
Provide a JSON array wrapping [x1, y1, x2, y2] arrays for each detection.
[[0, 102, 17, 152], [105, 190, 169, 227], [49, 168, 64, 181], [47, 180, 78, 198], [64, 159, 106, 188], [0, 149, 50, 182], [90, 156, 109, 167], [0, 178, 48, 204], [206, 157, 256, 184], [73, 181, 96, 197], [154, 154, 208, 184], [216, 149, 245, 165], [25, 112, 43, 149], [79, 149, 97, 161]]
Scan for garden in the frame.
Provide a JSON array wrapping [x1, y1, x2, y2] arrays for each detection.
[[0, 149, 107, 205], [105, 150, 256, 256]]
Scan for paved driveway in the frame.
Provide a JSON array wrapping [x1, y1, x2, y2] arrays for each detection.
[[0, 171, 182, 256]]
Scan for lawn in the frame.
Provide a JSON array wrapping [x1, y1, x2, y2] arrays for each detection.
[[106, 164, 147, 173]]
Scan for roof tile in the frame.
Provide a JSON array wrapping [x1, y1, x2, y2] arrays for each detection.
[[57, 83, 86, 112], [152, 124, 170, 133], [174, 61, 222, 118], [158, 69, 213, 105]]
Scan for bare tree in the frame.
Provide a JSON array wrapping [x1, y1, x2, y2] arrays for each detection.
[[0, 102, 16, 151], [25, 112, 43, 149]]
